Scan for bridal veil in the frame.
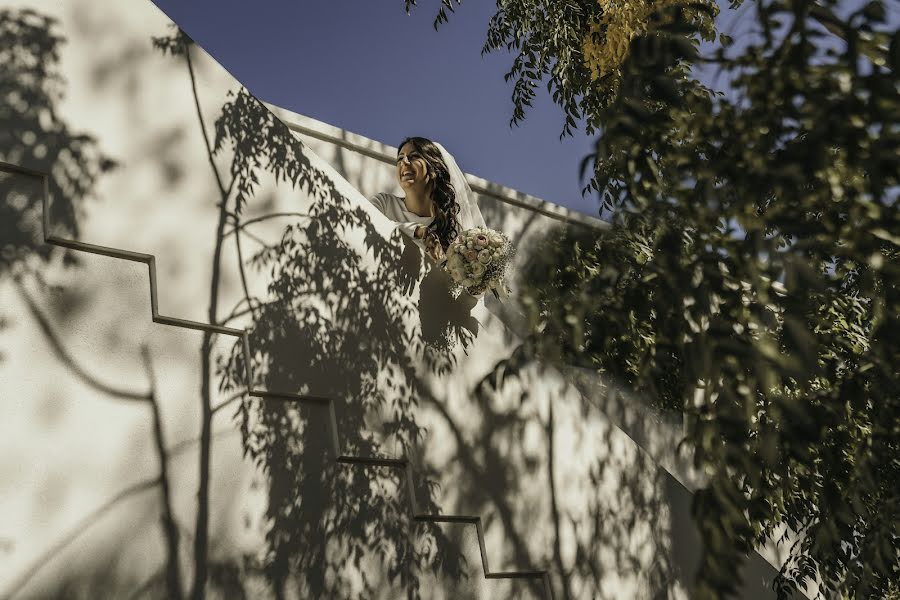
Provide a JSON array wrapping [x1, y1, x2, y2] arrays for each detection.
[[434, 142, 486, 231]]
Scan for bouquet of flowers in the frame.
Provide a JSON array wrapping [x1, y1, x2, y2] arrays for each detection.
[[442, 227, 514, 299]]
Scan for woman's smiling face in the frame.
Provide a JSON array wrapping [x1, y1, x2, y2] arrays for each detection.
[[397, 142, 428, 191]]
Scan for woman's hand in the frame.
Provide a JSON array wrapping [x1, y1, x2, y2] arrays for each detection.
[[424, 232, 445, 262], [416, 226, 444, 261]]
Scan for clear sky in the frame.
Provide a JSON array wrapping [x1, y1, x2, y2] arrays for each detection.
[[147, 0, 894, 218], [147, 0, 608, 216]]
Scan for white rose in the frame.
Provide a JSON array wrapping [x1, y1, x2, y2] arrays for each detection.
[[478, 249, 492, 264], [471, 262, 486, 278]]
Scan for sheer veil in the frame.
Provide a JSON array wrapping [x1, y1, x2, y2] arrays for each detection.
[[435, 142, 486, 231]]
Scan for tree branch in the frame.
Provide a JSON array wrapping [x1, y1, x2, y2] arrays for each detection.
[[231, 216, 258, 323], [234, 227, 268, 248], [223, 212, 311, 238], [2, 478, 161, 600], [546, 400, 572, 600], [218, 296, 253, 327], [142, 345, 183, 600], [421, 392, 544, 598], [14, 279, 151, 402], [167, 427, 239, 458], [185, 44, 228, 201], [808, 1, 889, 62], [185, 41, 230, 600], [0, 425, 237, 600], [211, 390, 248, 415]]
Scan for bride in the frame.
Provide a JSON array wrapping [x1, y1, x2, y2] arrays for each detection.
[[369, 136, 486, 262]]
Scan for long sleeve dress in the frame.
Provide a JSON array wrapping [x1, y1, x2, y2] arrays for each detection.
[[368, 192, 433, 245]]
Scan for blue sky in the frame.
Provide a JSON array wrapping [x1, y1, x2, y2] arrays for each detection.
[[147, 0, 895, 218], [147, 0, 609, 216]]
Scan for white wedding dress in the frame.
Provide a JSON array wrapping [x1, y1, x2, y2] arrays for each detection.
[[368, 143, 487, 248], [368, 192, 434, 244], [367, 144, 490, 334]]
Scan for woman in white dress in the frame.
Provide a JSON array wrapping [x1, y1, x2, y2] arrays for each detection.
[[369, 137, 485, 262]]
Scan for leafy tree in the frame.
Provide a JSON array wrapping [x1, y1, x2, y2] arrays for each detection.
[[407, 0, 899, 598]]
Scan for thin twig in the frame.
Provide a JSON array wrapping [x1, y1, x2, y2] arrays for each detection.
[[142, 345, 183, 600], [2, 478, 161, 600], [186, 43, 228, 201], [14, 280, 151, 402], [166, 427, 239, 458], [186, 39, 231, 600], [547, 400, 572, 600], [420, 392, 544, 598], [211, 390, 248, 415], [126, 570, 165, 600], [222, 212, 311, 238], [232, 217, 257, 323], [218, 296, 255, 327], [125, 514, 197, 600], [218, 297, 278, 328], [233, 227, 268, 248], [218, 304, 259, 328], [224, 175, 237, 208], [2, 427, 239, 600]]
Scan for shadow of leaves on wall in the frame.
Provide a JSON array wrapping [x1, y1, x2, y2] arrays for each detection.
[[212, 86, 474, 598], [0, 8, 114, 281], [450, 224, 685, 599]]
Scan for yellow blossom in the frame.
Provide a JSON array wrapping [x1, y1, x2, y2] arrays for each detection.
[[583, 0, 715, 80]]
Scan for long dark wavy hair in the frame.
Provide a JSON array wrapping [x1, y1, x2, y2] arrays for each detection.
[[398, 136, 460, 250]]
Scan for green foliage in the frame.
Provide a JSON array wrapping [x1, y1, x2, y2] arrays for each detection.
[[407, 0, 603, 135], [410, 0, 899, 598], [404, 0, 462, 30], [406, 0, 722, 137]]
